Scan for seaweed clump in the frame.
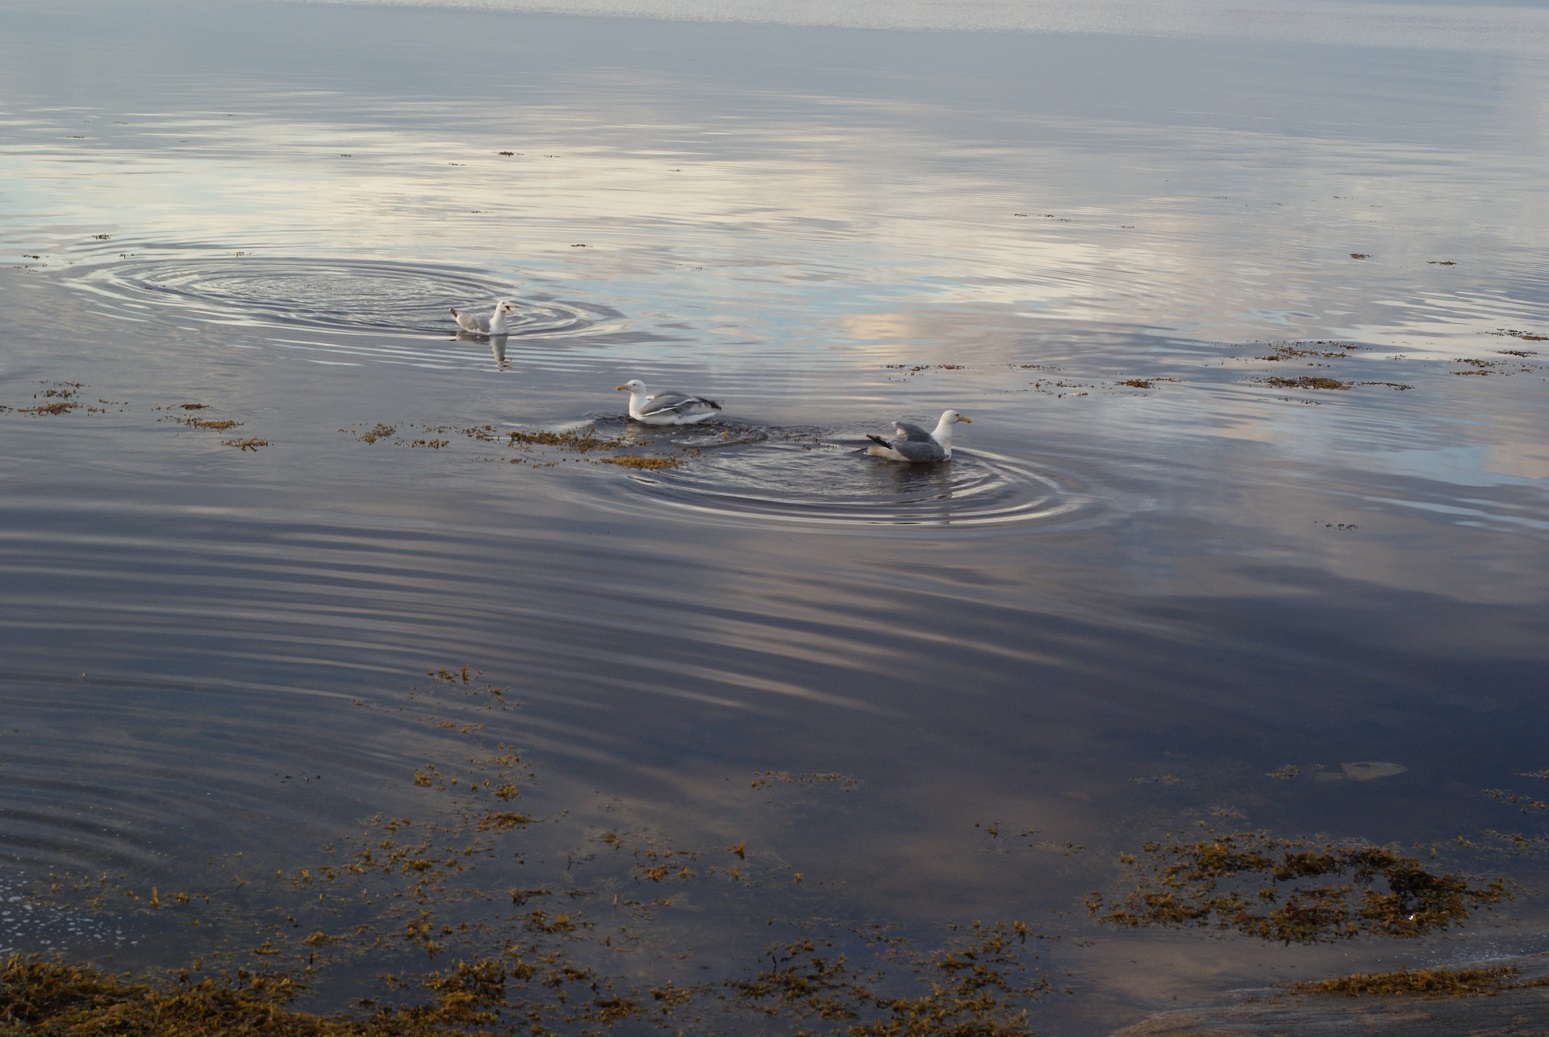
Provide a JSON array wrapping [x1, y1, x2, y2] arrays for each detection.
[[1090, 829, 1510, 943], [0, 953, 635, 1036], [1493, 327, 1547, 342], [729, 922, 1049, 1037], [0, 956, 338, 1036], [506, 429, 624, 452], [1255, 342, 1360, 361], [1261, 375, 1352, 391], [17, 383, 104, 416], [505, 429, 683, 470], [20, 400, 81, 416], [598, 455, 681, 471], [882, 363, 969, 377], [1289, 963, 1549, 999]]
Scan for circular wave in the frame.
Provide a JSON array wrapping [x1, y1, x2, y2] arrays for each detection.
[[599, 431, 1088, 529], [68, 254, 615, 337]]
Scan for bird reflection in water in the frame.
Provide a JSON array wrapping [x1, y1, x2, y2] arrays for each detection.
[[489, 334, 509, 370], [868, 453, 959, 525]]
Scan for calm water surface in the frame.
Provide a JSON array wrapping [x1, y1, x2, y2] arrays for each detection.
[[2, 0, 1547, 1032]]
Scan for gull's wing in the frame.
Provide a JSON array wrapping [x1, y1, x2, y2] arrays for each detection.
[[453, 308, 490, 334], [888, 436, 947, 462], [637, 390, 721, 417], [865, 433, 946, 462], [892, 420, 934, 441]]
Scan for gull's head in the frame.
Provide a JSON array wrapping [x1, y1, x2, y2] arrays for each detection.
[[496, 300, 517, 314], [616, 379, 645, 393], [943, 409, 971, 425]]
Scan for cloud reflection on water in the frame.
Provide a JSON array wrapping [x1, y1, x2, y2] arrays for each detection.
[[7, 24, 1547, 358]]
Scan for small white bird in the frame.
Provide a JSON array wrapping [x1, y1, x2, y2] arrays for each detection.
[[615, 379, 723, 425], [865, 409, 972, 463], [451, 299, 517, 336]]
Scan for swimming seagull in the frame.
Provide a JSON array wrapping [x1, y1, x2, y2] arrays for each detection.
[[451, 299, 517, 336], [615, 379, 723, 425], [865, 409, 971, 463]]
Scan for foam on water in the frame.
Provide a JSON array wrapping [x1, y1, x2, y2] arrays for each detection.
[[0, 878, 124, 955]]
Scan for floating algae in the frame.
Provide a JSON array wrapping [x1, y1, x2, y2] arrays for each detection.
[[338, 422, 692, 471], [1261, 375, 1353, 391], [597, 454, 681, 470], [1254, 341, 1362, 361], [1091, 828, 1510, 943], [1289, 963, 1549, 999]]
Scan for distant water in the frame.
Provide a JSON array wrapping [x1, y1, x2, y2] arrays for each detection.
[[2, 0, 1547, 1033], [287, 0, 1549, 52]]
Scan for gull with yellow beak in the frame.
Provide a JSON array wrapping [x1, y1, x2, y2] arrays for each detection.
[[865, 409, 971, 463], [615, 378, 723, 425]]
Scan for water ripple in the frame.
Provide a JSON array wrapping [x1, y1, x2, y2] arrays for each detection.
[[66, 252, 618, 338], [595, 430, 1089, 529]]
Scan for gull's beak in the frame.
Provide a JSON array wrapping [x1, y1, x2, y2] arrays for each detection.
[[958, 415, 972, 423], [615, 384, 629, 391]]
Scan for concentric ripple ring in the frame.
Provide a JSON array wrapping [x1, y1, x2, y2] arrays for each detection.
[[67, 253, 615, 337], [594, 435, 1090, 529]]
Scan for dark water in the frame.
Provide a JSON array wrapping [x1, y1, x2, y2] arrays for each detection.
[[2, 0, 1548, 1032]]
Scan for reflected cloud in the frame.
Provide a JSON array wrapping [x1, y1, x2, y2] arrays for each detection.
[[1485, 439, 1549, 481], [5, 49, 1543, 362]]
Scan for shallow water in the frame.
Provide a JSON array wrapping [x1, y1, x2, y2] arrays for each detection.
[[2, 0, 1548, 1032]]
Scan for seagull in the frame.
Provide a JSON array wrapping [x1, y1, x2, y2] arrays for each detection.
[[865, 409, 971, 463], [615, 379, 723, 425], [451, 299, 517, 336]]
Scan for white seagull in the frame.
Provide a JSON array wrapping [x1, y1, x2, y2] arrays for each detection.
[[865, 409, 972, 463], [451, 299, 517, 336], [615, 379, 723, 425]]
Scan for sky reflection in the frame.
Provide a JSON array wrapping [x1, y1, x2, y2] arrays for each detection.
[[7, 9, 1547, 362]]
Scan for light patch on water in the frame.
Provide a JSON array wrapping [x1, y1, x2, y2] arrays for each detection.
[[0, 876, 124, 956]]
